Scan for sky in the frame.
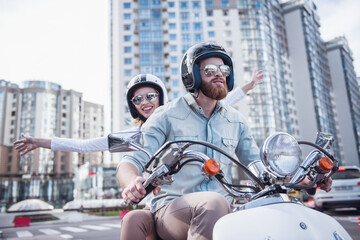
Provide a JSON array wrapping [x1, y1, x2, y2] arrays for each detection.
[[0, 0, 359, 108]]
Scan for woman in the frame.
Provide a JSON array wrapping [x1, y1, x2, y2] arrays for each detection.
[[14, 70, 263, 240]]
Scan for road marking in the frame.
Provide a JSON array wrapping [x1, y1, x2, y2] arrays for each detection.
[[100, 223, 122, 229], [60, 234, 74, 239], [16, 231, 33, 238], [80, 225, 111, 231], [60, 227, 88, 233], [39, 228, 61, 235]]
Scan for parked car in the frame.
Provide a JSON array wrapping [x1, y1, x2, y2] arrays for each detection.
[[313, 165, 360, 211]]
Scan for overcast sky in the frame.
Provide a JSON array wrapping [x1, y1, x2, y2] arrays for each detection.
[[0, 0, 359, 107]]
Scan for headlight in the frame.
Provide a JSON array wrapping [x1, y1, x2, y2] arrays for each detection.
[[260, 132, 302, 178]]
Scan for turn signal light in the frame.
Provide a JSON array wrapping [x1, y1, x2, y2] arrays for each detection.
[[318, 157, 334, 172], [204, 158, 220, 176]]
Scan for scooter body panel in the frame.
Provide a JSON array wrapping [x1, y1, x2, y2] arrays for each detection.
[[213, 203, 351, 240]]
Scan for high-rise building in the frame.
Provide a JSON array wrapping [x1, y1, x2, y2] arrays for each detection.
[[326, 36, 360, 166], [282, 0, 343, 161], [0, 80, 104, 208], [110, 0, 299, 149]]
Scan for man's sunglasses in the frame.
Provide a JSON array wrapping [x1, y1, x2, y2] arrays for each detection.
[[200, 64, 231, 77], [131, 92, 159, 105]]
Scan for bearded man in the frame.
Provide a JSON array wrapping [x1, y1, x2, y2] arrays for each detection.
[[118, 42, 261, 240]]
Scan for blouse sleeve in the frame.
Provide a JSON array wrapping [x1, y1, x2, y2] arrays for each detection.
[[223, 86, 245, 106], [51, 137, 108, 153]]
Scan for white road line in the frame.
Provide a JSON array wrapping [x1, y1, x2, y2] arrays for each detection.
[[60, 227, 88, 233], [100, 223, 122, 229], [38, 228, 61, 235], [60, 234, 74, 239], [80, 225, 111, 231], [16, 231, 33, 238]]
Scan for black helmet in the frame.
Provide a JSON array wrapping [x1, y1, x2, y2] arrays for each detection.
[[181, 41, 234, 93], [126, 74, 168, 121]]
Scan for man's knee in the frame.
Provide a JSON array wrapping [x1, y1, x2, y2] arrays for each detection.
[[199, 192, 230, 213], [122, 210, 154, 228]]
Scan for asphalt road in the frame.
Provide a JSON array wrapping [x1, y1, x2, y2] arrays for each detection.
[[1, 209, 359, 239]]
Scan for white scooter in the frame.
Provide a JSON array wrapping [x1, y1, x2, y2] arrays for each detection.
[[109, 131, 351, 240]]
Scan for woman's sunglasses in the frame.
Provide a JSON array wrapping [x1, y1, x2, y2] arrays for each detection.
[[200, 64, 231, 77], [131, 92, 159, 105]]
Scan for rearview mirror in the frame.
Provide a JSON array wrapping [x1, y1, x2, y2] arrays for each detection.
[[108, 130, 143, 153]]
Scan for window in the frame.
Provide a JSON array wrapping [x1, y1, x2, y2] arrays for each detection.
[[208, 31, 215, 37], [171, 68, 178, 75], [207, 21, 214, 27], [205, 1, 213, 7], [169, 34, 177, 40], [181, 23, 190, 31], [206, 10, 213, 16], [221, 0, 229, 7], [194, 34, 203, 42], [181, 33, 191, 42], [170, 45, 177, 52], [170, 56, 178, 63], [123, 2, 131, 8], [125, 69, 133, 76], [180, 12, 189, 20], [124, 58, 132, 64], [62, 113, 66, 118], [168, 12, 175, 18], [192, 1, 201, 9], [180, 1, 188, 9], [124, 35, 131, 41], [8, 166, 11, 172], [193, 22, 202, 31], [172, 91, 179, 98], [169, 23, 176, 29], [172, 79, 179, 87], [168, 2, 175, 7], [123, 13, 131, 20], [8, 156, 12, 163], [124, 46, 132, 53]]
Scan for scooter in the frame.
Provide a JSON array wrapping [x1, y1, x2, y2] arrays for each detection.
[[108, 131, 351, 240]]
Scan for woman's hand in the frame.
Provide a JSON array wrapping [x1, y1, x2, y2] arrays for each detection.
[[13, 133, 51, 156]]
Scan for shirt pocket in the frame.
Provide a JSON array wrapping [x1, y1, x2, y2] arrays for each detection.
[[219, 137, 238, 166]]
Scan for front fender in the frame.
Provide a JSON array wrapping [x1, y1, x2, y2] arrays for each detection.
[[213, 203, 351, 240]]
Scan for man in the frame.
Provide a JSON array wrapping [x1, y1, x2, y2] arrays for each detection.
[[118, 42, 331, 240]]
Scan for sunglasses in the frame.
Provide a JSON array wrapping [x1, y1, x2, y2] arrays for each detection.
[[200, 64, 231, 77], [131, 92, 159, 105]]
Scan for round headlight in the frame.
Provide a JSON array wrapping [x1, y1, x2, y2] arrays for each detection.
[[260, 132, 302, 177]]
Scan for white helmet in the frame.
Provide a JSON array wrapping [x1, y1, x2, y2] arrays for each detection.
[[126, 74, 168, 121]]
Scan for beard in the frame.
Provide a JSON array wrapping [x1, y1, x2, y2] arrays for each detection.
[[199, 78, 229, 100]]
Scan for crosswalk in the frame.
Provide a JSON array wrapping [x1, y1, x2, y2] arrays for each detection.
[[9, 223, 121, 239]]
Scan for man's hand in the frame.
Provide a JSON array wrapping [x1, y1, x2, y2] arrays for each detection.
[[317, 177, 332, 192], [121, 176, 161, 203], [301, 176, 333, 193]]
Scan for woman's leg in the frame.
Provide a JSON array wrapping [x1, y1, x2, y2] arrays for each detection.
[[121, 209, 157, 240], [154, 192, 230, 240]]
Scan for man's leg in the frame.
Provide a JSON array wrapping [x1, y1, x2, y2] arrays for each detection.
[[154, 192, 230, 240], [121, 209, 157, 240]]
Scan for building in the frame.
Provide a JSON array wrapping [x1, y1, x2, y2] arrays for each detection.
[[282, 0, 343, 161], [110, 0, 299, 149], [0, 80, 104, 209], [326, 37, 360, 166]]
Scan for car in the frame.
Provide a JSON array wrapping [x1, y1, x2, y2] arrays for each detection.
[[313, 165, 360, 211]]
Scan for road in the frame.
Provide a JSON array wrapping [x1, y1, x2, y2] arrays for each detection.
[[1, 218, 122, 240], [1, 209, 359, 239]]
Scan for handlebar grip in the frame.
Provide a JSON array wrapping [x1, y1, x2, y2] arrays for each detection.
[[131, 183, 157, 204], [306, 188, 317, 195]]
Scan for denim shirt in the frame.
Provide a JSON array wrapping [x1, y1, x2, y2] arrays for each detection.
[[121, 93, 260, 213]]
